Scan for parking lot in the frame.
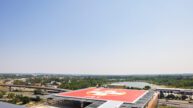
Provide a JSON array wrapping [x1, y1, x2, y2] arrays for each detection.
[[159, 99, 193, 108]]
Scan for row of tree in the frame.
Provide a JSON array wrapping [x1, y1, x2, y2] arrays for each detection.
[[3, 74, 193, 89], [59, 78, 107, 90], [0, 92, 41, 105]]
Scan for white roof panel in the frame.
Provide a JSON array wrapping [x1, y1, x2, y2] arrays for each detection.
[[97, 101, 123, 108]]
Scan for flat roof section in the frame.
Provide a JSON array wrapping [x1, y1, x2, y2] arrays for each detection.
[[97, 101, 123, 108], [58, 87, 147, 103]]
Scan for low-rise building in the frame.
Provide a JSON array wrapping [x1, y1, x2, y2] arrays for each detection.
[[49, 87, 158, 108]]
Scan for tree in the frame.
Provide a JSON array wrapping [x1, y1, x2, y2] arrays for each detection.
[[144, 86, 151, 90], [7, 93, 15, 99], [35, 96, 41, 101], [166, 94, 175, 100], [34, 89, 43, 95], [159, 91, 165, 99], [181, 95, 188, 100], [13, 80, 26, 85]]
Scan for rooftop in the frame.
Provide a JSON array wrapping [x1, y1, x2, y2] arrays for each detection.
[[57, 87, 147, 103], [51, 87, 155, 108]]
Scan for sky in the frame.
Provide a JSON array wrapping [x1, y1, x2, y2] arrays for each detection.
[[0, 0, 193, 75]]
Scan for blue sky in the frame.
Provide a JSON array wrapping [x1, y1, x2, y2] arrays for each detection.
[[0, 0, 193, 74]]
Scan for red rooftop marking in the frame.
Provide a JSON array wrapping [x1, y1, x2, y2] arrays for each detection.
[[58, 87, 147, 103]]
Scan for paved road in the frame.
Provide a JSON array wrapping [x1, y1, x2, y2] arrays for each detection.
[[0, 84, 71, 92], [159, 99, 193, 108], [0, 102, 25, 108]]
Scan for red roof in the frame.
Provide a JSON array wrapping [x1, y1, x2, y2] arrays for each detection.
[[58, 87, 147, 103]]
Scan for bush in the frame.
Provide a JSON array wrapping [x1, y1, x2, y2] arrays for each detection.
[[34, 89, 43, 95], [10, 94, 30, 105], [166, 94, 175, 100], [35, 96, 41, 101], [21, 96, 30, 104], [0, 93, 3, 98], [31, 96, 41, 102]]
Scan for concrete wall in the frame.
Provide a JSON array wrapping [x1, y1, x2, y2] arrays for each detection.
[[146, 93, 159, 108]]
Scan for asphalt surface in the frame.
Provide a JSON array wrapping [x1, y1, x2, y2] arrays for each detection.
[[159, 99, 193, 108], [0, 102, 26, 108]]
